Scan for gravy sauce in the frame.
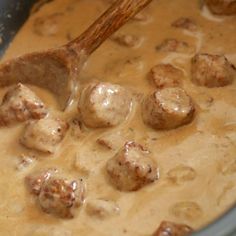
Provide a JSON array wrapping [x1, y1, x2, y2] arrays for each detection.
[[0, 0, 236, 235]]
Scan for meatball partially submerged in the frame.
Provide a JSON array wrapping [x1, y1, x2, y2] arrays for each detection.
[[78, 82, 132, 128], [0, 83, 47, 126], [149, 64, 183, 89], [142, 88, 195, 130], [191, 53, 236, 87], [20, 117, 69, 153], [205, 0, 236, 15], [26, 169, 85, 218], [39, 177, 85, 218], [153, 221, 193, 236], [106, 141, 159, 191]]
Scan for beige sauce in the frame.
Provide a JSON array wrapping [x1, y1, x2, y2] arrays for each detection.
[[1, 0, 236, 235]]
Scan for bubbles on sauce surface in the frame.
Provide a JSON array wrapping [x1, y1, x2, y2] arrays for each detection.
[[170, 201, 203, 220]]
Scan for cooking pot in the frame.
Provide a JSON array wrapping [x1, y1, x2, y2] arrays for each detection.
[[0, 0, 236, 235]]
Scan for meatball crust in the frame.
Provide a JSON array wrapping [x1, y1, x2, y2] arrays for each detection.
[[0, 83, 47, 126], [153, 221, 193, 236], [38, 178, 85, 218], [106, 141, 159, 191], [191, 53, 236, 88], [205, 0, 236, 15], [149, 64, 183, 89], [142, 88, 195, 130], [20, 117, 69, 153], [25, 168, 58, 195], [78, 82, 132, 128]]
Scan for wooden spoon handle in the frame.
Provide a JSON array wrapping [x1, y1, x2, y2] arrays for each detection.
[[67, 0, 152, 55]]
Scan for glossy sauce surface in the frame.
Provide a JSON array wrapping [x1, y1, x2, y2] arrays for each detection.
[[1, 0, 236, 235]]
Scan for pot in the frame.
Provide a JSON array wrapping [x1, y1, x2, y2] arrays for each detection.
[[0, 1, 236, 235]]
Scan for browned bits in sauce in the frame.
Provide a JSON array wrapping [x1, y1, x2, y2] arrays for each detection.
[[142, 88, 195, 130], [170, 201, 203, 221], [106, 141, 159, 191], [172, 17, 197, 31], [149, 64, 183, 89], [111, 34, 143, 48], [78, 82, 132, 128], [205, 0, 236, 15], [33, 13, 63, 36], [153, 221, 193, 236], [156, 39, 194, 53], [20, 117, 69, 153], [191, 53, 236, 87], [0, 83, 47, 126], [39, 177, 85, 218], [167, 165, 197, 184]]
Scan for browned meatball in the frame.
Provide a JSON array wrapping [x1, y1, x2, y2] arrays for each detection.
[[153, 221, 193, 236], [0, 83, 47, 126], [171, 17, 197, 31], [25, 168, 58, 195], [78, 82, 132, 128], [38, 177, 85, 218], [191, 53, 236, 87], [149, 64, 183, 89], [205, 0, 236, 15], [142, 88, 195, 130], [106, 141, 159, 191], [20, 117, 69, 153]]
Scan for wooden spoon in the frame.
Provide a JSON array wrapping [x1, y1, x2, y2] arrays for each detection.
[[0, 0, 152, 109]]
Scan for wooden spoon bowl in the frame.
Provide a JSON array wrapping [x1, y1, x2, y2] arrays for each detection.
[[0, 0, 153, 109]]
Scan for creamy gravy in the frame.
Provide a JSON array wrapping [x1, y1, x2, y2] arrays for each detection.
[[0, 0, 236, 235]]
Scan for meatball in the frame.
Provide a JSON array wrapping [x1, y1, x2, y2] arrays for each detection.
[[153, 221, 193, 236], [205, 0, 236, 15], [38, 178, 85, 218], [171, 17, 197, 31], [0, 83, 47, 126], [106, 141, 159, 191], [191, 53, 236, 87], [156, 39, 194, 54], [25, 168, 57, 195], [149, 64, 183, 89], [20, 117, 69, 153], [78, 82, 132, 128], [142, 88, 195, 130]]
